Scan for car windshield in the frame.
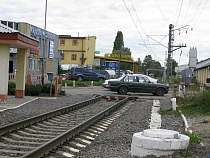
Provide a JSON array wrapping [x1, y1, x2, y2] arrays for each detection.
[[118, 76, 125, 80]]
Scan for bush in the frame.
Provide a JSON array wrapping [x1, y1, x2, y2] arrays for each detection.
[[8, 82, 16, 95], [8, 83, 55, 96], [177, 90, 210, 115], [41, 83, 55, 95], [62, 80, 103, 87], [25, 84, 42, 96]]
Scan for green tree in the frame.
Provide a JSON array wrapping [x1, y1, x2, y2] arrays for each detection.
[[112, 31, 124, 51], [142, 55, 163, 77], [170, 58, 178, 76], [136, 58, 142, 72]]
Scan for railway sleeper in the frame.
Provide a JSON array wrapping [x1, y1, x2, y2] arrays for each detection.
[[17, 130, 55, 138], [10, 133, 50, 142], [24, 128, 62, 135]]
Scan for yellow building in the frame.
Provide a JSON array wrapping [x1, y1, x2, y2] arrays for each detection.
[[196, 58, 210, 87], [59, 35, 96, 69]]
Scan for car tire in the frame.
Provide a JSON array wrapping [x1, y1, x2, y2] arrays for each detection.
[[155, 88, 165, 96], [118, 86, 128, 95], [77, 76, 83, 81]]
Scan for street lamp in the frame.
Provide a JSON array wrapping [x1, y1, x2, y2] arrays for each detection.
[[41, 0, 47, 85]]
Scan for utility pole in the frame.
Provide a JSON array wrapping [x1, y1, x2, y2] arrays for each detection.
[[118, 46, 123, 78], [166, 24, 188, 83], [42, 0, 47, 85], [166, 24, 173, 83]]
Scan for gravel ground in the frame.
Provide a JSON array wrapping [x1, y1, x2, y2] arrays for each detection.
[[75, 98, 209, 158], [0, 94, 93, 126], [0, 95, 209, 157]]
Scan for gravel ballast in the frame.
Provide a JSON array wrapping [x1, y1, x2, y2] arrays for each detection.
[[0, 95, 209, 157]]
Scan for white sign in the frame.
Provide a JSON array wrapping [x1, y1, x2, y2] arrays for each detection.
[[48, 41, 54, 58]]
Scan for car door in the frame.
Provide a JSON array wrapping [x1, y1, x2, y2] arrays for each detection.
[[139, 77, 156, 93], [124, 76, 140, 92], [86, 69, 98, 81]]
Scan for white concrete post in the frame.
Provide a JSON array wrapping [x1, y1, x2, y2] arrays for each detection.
[[73, 80, 75, 87], [91, 81, 93, 87], [178, 85, 182, 97], [171, 98, 177, 110], [200, 86, 204, 92], [64, 83, 67, 91]]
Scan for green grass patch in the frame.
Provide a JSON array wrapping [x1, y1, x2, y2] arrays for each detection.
[[62, 80, 103, 87], [159, 109, 180, 116], [184, 132, 201, 143], [176, 90, 210, 116]]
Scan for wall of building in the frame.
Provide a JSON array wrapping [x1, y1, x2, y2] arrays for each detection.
[[59, 36, 96, 68], [197, 67, 210, 84], [0, 20, 59, 78]]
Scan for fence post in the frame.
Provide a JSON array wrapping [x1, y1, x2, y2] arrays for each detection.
[[73, 80, 75, 87]]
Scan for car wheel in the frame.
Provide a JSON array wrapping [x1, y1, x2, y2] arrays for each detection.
[[155, 88, 164, 96], [77, 76, 83, 81], [118, 86, 128, 95]]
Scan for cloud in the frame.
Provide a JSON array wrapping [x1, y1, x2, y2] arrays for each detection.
[[1, 0, 210, 66]]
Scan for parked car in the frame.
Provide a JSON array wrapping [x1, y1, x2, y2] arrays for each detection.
[[103, 74, 157, 88], [67, 67, 106, 82], [107, 74, 169, 96]]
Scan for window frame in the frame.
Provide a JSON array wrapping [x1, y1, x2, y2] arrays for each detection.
[[71, 54, 77, 60], [60, 39, 65, 46], [72, 40, 78, 46]]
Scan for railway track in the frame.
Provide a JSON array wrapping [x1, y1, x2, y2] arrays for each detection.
[[0, 95, 132, 158]]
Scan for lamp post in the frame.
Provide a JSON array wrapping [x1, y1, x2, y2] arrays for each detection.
[[41, 0, 47, 85]]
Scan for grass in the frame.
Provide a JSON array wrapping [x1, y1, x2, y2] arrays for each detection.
[[185, 132, 201, 143], [176, 90, 210, 116], [62, 80, 103, 87], [158, 109, 180, 116], [159, 89, 210, 117]]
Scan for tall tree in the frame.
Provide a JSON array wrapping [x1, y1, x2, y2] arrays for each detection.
[[142, 55, 163, 77], [112, 31, 133, 71], [112, 31, 124, 51], [170, 58, 178, 76]]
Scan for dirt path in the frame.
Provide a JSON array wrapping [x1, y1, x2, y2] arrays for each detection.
[[187, 116, 210, 148]]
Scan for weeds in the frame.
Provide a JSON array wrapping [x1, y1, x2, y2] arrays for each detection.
[[185, 132, 201, 143], [158, 109, 180, 116], [176, 90, 210, 116]]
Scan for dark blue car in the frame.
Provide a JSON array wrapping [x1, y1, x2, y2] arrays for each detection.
[[67, 67, 106, 82]]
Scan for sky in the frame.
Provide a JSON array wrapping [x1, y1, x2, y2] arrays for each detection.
[[1, 0, 210, 66]]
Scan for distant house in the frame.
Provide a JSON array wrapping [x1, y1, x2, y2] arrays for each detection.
[[195, 58, 210, 86], [175, 64, 189, 77]]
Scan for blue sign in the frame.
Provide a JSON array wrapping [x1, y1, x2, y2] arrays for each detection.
[[30, 25, 56, 40], [105, 61, 117, 71]]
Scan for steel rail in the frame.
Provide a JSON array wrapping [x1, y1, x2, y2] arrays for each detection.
[[22, 97, 129, 158], [0, 96, 102, 136]]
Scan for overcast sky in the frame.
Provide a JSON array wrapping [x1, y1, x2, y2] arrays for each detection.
[[1, 0, 209, 66]]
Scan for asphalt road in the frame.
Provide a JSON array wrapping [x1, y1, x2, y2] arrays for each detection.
[[64, 86, 174, 99]]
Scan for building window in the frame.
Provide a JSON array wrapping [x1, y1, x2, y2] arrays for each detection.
[[72, 40, 77, 46], [29, 58, 32, 70], [32, 59, 35, 71], [61, 54, 64, 60], [60, 39, 65, 46], [38, 60, 41, 71], [71, 54, 77, 60]]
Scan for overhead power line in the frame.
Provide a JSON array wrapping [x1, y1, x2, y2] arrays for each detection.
[[122, 0, 165, 63]]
